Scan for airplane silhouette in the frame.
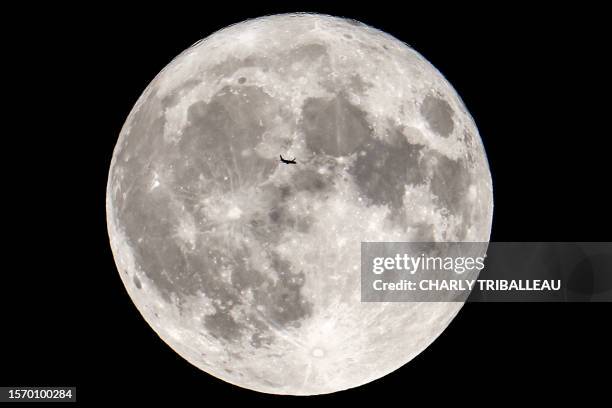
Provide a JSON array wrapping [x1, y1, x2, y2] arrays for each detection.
[[280, 155, 297, 164]]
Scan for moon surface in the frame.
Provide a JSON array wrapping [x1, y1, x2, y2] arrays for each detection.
[[107, 13, 493, 395]]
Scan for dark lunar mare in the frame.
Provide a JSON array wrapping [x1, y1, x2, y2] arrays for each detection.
[[297, 90, 473, 238], [111, 86, 316, 345]]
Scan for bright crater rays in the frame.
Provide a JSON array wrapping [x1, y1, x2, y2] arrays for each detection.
[[106, 13, 493, 395]]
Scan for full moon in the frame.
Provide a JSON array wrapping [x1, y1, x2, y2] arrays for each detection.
[[107, 13, 493, 395]]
